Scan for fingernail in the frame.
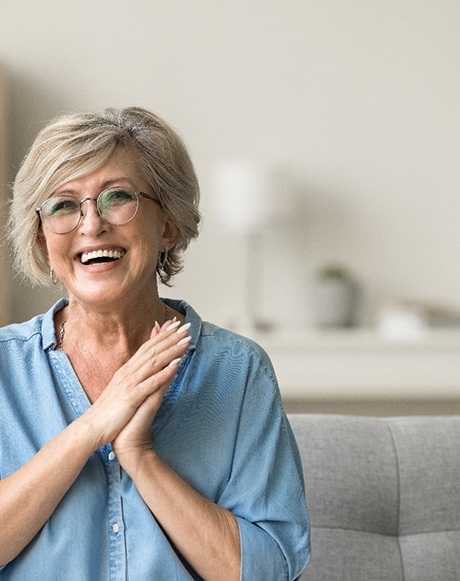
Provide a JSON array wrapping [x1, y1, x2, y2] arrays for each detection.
[[167, 320, 181, 331], [178, 335, 191, 346], [154, 321, 161, 332], [176, 322, 191, 334], [168, 357, 182, 368]]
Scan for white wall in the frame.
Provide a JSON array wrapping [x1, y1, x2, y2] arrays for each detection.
[[1, 1, 460, 329]]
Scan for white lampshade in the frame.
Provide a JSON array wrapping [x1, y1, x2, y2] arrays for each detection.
[[211, 159, 288, 233]]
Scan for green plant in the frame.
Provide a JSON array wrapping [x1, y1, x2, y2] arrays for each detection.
[[316, 263, 350, 280]]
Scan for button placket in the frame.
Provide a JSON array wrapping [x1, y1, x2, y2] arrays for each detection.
[[105, 452, 126, 580]]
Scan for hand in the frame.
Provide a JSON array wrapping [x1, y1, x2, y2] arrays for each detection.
[[112, 320, 191, 471], [79, 319, 191, 454]]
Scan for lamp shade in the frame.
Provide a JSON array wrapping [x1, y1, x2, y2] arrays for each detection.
[[211, 160, 285, 233]]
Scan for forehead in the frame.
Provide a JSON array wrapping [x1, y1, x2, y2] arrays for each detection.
[[53, 146, 145, 194]]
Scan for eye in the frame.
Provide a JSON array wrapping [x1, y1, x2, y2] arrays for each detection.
[[100, 189, 134, 209], [44, 197, 79, 216]]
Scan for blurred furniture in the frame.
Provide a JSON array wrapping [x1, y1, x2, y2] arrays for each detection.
[[289, 413, 460, 581], [259, 328, 460, 415], [212, 159, 295, 333], [0, 62, 10, 326]]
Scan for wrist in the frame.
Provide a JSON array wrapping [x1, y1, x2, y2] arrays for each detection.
[[118, 446, 158, 481], [71, 415, 103, 454]]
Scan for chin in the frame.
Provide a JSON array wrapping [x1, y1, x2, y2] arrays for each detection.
[[69, 285, 126, 308]]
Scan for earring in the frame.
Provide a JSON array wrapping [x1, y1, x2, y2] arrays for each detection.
[[158, 251, 168, 270], [49, 267, 58, 285]]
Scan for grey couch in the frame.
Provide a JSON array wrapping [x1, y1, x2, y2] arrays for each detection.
[[288, 414, 460, 581]]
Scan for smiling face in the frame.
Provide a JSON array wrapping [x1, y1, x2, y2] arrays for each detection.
[[40, 146, 177, 312]]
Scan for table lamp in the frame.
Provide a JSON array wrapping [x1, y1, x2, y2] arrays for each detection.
[[211, 159, 291, 333]]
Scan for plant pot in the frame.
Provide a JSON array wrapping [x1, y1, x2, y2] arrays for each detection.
[[310, 278, 356, 328]]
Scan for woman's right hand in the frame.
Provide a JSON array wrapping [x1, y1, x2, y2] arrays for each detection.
[[0, 320, 191, 567], [78, 320, 191, 451]]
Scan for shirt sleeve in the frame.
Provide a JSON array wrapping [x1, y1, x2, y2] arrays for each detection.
[[217, 344, 310, 580]]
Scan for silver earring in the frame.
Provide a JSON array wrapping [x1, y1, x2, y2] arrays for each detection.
[[50, 267, 58, 285], [158, 251, 168, 270]]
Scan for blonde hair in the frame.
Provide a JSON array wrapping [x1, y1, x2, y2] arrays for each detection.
[[8, 107, 201, 286]]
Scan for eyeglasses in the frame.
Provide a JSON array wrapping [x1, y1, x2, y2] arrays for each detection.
[[36, 187, 162, 235]]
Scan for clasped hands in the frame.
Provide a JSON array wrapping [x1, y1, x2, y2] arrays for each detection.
[[79, 319, 191, 474]]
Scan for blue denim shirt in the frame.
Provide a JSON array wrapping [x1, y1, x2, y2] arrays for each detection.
[[0, 298, 310, 580]]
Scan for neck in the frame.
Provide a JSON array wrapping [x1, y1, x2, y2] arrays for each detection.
[[57, 294, 171, 355]]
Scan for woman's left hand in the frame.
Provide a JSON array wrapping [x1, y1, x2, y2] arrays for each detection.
[[112, 321, 241, 581], [112, 320, 189, 473]]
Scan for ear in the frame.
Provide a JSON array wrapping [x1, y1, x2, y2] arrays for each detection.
[[160, 216, 179, 252], [36, 228, 50, 265]]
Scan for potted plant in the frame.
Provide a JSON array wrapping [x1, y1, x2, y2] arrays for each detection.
[[310, 263, 357, 327]]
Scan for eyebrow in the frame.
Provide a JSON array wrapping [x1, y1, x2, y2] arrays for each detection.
[[52, 178, 137, 197]]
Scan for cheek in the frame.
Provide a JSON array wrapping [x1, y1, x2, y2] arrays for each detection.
[[41, 233, 73, 267], [135, 216, 165, 249]]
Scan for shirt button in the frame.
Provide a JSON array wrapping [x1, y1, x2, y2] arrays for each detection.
[[108, 451, 116, 461], [112, 523, 120, 534]]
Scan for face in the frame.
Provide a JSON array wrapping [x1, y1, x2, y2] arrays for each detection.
[[40, 146, 177, 311]]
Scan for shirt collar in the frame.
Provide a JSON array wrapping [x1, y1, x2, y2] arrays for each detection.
[[42, 298, 69, 351], [161, 298, 201, 353], [41, 297, 202, 353]]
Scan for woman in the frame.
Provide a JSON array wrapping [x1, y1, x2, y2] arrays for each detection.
[[0, 107, 310, 580]]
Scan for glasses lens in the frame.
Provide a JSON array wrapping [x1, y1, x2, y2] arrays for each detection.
[[40, 196, 81, 234], [98, 188, 138, 225]]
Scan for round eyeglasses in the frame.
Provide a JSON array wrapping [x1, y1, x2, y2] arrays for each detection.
[[36, 187, 162, 235]]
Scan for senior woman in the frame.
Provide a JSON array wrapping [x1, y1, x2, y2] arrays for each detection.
[[0, 107, 310, 580]]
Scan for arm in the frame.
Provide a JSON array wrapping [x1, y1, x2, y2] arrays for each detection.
[[216, 348, 310, 580], [0, 419, 98, 566], [0, 323, 188, 566], [121, 449, 241, 581], [112, 335, 308, 581], [112, 324, 241, 581]]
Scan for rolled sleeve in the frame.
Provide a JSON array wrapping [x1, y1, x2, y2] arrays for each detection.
[[218, 345, 310, 580], [236, 516, 289, 580]]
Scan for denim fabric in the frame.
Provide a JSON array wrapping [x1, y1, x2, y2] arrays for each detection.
[[0, 298, 310, 580]]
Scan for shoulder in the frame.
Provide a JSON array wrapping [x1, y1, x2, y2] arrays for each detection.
[[0, 317, 46, 387], [0, 316, 44, 346], [169, 299, 273, 366], [198, 321, 278, 385], [166, 298, 278, 387], [0, 299, 66, 352], [202, 321, 271, 360]]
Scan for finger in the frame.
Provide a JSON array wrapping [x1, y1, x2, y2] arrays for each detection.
[[140, 322, 191, 361], [135, 354, 182, 403], [146, 339, 189, 373], [161, 316, 177, 332], [113, 322, 191, 389], [120, 333, 190, 389], [150, 321, 161, 339]]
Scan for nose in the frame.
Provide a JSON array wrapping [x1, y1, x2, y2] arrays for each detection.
[[78, 198, 107, 234]]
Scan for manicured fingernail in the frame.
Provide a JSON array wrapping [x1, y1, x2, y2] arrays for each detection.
[[178, 335, 191, 346], [154, 321, 161, 332], [167, 320, 181, 331], [177, 322, 191, 334], [169, 357, 182, 368]]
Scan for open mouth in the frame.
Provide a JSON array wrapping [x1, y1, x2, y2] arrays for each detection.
[[80, 249, 126, 265]]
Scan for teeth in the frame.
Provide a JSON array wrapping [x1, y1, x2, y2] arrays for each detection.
[[81, 249, 125, 264]]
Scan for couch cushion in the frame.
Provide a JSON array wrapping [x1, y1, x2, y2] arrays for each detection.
[[288, 414, 460, 581]]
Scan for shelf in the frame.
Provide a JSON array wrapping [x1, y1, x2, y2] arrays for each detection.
[[254, 326, 460, 353], [251, 327, 460, 401]]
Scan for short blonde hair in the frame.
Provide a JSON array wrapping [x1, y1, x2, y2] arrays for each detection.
[[8, 107, 201, 286]]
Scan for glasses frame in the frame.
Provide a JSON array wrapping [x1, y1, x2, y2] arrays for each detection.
[[35, 188, 162, 235]]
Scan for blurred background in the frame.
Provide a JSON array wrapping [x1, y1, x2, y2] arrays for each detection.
[[1, 1, 460, 413]]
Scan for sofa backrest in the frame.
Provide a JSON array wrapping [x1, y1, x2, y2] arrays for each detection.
[[288, 414, 460, 581]]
